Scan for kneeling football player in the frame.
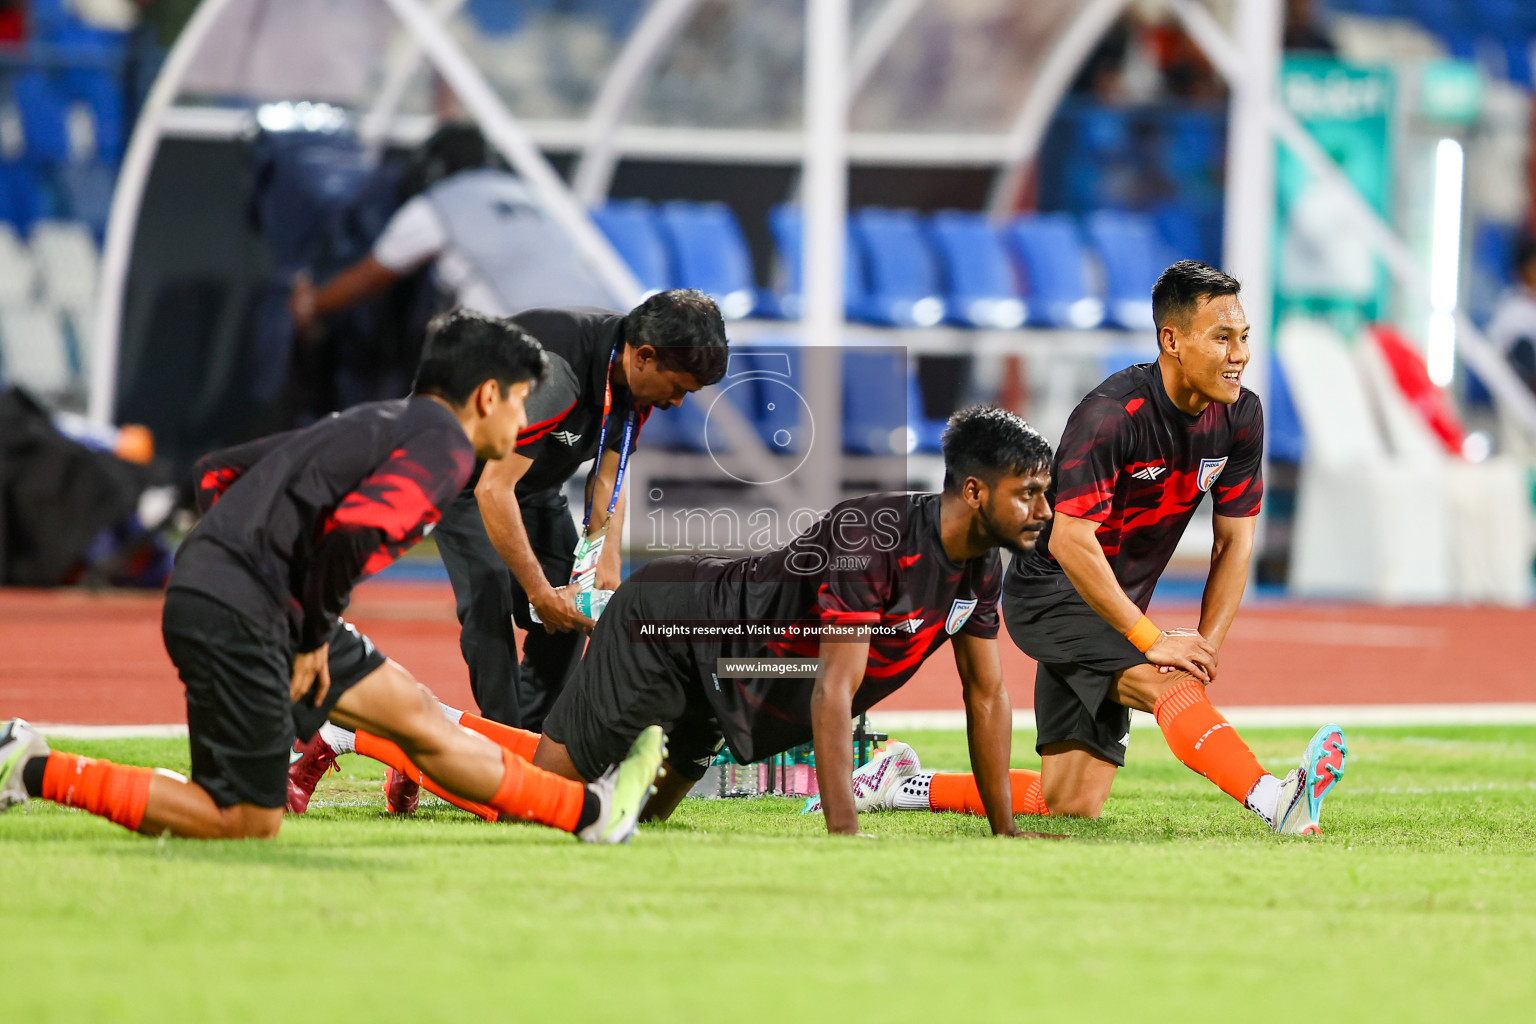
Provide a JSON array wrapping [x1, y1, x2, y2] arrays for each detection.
[[1, 310, 663, 844], [833, 261, 1348, 834]]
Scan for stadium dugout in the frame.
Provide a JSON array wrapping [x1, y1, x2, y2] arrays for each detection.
[[80, 0, 1535, 602]]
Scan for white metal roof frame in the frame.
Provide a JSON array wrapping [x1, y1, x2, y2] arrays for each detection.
[[87, 0, 1536, 450]]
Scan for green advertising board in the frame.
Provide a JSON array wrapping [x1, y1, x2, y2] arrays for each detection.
[[1275, 57, 1395, 329]]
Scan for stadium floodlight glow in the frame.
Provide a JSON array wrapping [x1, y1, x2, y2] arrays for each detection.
[[1427, 137, 1464, 387]]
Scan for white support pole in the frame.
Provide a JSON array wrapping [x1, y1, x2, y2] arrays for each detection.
[[986, 0, 1132, 220], [1170, 0, 1536, 439], [379, 0, 642, 304], [357, 0, 468, 161], [801, 0, 850, 511], [571, 0, 701, 208], [1218, 0, 1281, 407], [88, 0, 241, 425]]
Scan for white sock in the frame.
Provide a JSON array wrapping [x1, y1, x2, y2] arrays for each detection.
[[891, 772, 934, 811], [1244, 773, 1282, 826], [319, 721, 356, 755], [438, 702, 463, 725]]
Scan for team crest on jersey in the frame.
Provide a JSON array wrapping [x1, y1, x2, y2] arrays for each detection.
[[1197, 457, 1228, 492], [1129, 460, 1167, 482], [550, 430, 582, 446], [945, 598, 977, 635]]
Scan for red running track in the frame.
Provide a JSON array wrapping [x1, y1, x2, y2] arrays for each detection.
[[0, 580, 1530, 725]]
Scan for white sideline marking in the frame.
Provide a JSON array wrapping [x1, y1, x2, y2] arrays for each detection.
[[868, 704, 1536, 732], [35, 724, 189, 739], [34, 703, 1536, 739]]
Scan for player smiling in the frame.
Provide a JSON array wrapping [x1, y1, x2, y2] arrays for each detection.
[[861, 261, 1348, 833]]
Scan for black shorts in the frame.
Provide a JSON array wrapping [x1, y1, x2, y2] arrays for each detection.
[[1002, 585, 1147, 766], [161, 589, 387, 808], [541, 560, 723, 782]]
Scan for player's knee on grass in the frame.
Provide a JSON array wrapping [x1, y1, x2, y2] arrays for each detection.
[[214, 804, 283, 840], [1039, 743, 1117, 819], [639, 761, 694, 822], [1113, 663, 1202, 714]]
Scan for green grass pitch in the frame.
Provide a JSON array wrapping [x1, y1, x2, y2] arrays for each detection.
[[4, 725, 1534, 1023]]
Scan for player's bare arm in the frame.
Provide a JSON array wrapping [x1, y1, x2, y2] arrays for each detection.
[[288, 256, 403, 338], [1198, 513, 1258, 662], [476, 453, 595, 634], [810, 637, 873, 836], [952, 633, 1022, 836], [585, 449, 627, 591], [1050, 511, 1215, 680]]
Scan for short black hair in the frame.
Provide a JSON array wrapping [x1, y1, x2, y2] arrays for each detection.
[[412, 308, 548, 405], [941, 405, 1053, 493], [624, 289, 729, 386], [1151, 260, 1242, 335]]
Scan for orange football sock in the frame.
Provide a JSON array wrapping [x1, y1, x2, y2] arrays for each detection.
[[1152, 677, 1266, 803], [41, 753, 153, 833], [457, 712, 540, 762], [487, 747, 587, 833], [928, 770, 1048, 816], [353, 730, 499, 822]]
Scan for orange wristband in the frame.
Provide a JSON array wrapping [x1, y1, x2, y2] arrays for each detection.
[[1125, 615, 1160, 653]]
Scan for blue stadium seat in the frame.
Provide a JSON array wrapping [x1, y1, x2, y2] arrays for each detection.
[[849, 207, 946, 327], [591, 200, 672, 295], [762, 204, 866, 321], [655, 201, 757, 319], [464, 0, 535, 36], [59, 69, 126, 164], [1470, 0, 1536, 35], [1502, 39, 1534, 88], [1083, 210, 1166, 331], [712, 348, 806, 455], [57, 161, 115, 240], [842, 349, 910, 455], [927, 210, 1025, 329], [13, 74, 72, 165], [1005, 213, 1104, 329], [0, 162, 47, 233], [1266, 355, 1306, 464], [639, 398, 711, 452], [1153, 202, 1219, 266], [1344, 0, 1402, 17]]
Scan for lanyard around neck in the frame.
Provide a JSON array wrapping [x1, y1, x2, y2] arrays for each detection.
[[583, 343, 636, 533]]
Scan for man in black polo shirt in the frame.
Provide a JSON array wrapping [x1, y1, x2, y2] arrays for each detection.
[[287, 290, 728, 814], [445, 292, 727, 734]]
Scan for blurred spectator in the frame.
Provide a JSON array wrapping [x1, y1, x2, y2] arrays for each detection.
[[1485, 236, 1536, 394], [1284, 0, 1337, 55], [288, 124, 616, 339], [1147, 19, 1224, 100], [1070, 18, 1133, 102]]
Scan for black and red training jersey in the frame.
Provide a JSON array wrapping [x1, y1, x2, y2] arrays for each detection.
[[485, 306, 649, 496], [679, 492, 1001, 762], [1006, 362, 1264, 610], [171, 397, 475, 652]]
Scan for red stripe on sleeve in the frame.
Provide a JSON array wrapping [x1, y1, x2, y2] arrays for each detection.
[[518, 398, 579, 439]]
